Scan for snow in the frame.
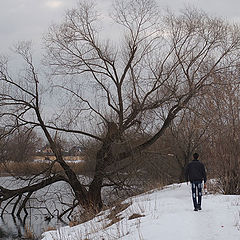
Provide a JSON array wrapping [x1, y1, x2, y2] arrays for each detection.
[[41, 183, 240, 240]]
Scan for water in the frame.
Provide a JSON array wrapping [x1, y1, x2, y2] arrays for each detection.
[[0, 175, 140, 239], [0, 176, 80, 240], [0, 212, 68, 239]]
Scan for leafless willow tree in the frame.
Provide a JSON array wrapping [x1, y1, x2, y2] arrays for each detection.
[[1, 0, 240, 217]]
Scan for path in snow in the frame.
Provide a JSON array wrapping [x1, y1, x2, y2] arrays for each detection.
[[131, 183, 240, 240]]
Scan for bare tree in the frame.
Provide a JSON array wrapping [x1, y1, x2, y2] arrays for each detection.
[[201, 68, 240, 194], [4, 127, 41, 163], [164, 106, 210, 181], [1, 0, 240, 217]]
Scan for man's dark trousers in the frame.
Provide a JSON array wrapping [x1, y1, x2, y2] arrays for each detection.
[[191, 180, 203, 210]]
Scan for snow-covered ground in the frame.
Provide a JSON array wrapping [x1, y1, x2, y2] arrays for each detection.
[[42, 183, 240, 240]]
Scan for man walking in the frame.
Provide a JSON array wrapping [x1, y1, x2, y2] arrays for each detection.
[[185, 153, 207, 211]]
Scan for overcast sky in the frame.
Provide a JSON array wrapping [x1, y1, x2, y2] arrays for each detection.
[[1, 0, 240, 56]]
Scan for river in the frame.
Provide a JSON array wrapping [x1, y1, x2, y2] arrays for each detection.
[[0, 174, 140, 239], [0, 176, 82, 240]]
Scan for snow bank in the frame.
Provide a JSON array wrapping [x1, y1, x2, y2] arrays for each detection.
[[42, 183, 240, 240]]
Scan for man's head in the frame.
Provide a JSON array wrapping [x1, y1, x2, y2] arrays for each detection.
[[193, 152, 199, 159]]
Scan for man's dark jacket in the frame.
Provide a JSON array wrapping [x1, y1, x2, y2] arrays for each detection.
[[185, 159, 207, 183]]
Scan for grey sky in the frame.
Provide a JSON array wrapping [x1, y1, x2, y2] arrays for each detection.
[[0, 0, 240, 56]]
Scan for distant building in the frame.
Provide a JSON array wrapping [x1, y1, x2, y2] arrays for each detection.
[[41, 144, 53, 154], [34, 145, 84, 163], [68, 146, 82, 156]]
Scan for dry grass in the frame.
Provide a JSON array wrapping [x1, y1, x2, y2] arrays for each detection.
[[107, 202, 131, 221], [68, 206, 101, 228], [68, 221, 78, 227], [104, 202, 131, 228], [143, 181, 165, 193], [235, 210, 240, 231], [69, 200, 131, 228], [24, 224, 35, 239], [42, 191, 160, 240], [45, 226, 57, 232], [205, 180, 222, 194], [128, 213, 145, 220], [0, 161, 86, 176]]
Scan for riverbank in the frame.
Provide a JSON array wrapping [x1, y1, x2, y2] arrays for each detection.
[[42, 183, 240, 240]]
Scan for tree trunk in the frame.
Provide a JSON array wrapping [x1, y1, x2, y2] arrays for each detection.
[[88, 138, 113, 212], [88, 173, 104, 212]]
